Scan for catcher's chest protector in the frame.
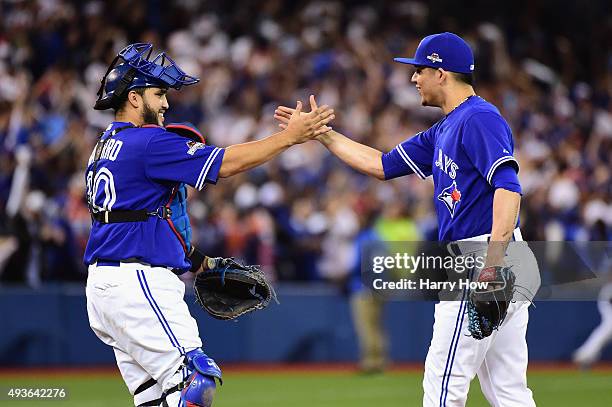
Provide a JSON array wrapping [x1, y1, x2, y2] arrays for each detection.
[[163, 122, 207, 256], [167, 183, 193, 254]]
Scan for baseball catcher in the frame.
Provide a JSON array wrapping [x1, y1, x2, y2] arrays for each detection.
[[85, 41, 332, 406], [467, 265, 516, 340]]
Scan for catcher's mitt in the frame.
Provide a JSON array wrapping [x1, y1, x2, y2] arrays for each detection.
[[194, 257, 277, 320], [467, 265, 516, 340]]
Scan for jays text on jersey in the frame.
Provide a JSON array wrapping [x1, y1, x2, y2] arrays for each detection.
[[84, 122, 225, 270], [382, 96, 521, 241]]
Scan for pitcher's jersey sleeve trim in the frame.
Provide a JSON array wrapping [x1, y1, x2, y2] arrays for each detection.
[[396, 144, 426, 179], [381, 127, 436, 180], [490, 163, 522, 194], [486, 156, 519, 185]]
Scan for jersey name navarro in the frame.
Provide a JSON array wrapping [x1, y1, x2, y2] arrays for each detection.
[[88, 138, 124, 163], [381, 96, 520, 241]]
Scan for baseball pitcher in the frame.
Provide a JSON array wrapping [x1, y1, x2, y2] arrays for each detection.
[[276, 32, 541, 407]]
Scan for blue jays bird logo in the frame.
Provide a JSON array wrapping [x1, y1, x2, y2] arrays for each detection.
[[437, 181, 462, 218]]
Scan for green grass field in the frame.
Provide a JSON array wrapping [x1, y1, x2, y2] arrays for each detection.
[[1, 368, 611, 406]]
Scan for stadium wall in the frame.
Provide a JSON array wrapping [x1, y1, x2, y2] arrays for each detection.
[[0, 284, 609, 366]]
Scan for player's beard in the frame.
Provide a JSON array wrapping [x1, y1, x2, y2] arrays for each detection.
[[142, 101, 163, 126]]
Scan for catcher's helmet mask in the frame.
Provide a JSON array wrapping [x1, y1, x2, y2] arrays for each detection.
[[94, 43, 199, 110]]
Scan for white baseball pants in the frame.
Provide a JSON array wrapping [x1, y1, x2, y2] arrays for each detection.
[[86, 262, 202, 406]]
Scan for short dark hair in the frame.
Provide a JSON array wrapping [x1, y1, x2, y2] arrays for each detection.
[[451, 72, 474, 86], [114, 87, 147, 113]]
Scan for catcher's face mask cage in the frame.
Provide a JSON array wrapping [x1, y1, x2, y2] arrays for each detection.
[[94, 43, 200, 110]]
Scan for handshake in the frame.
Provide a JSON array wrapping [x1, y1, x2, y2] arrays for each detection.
[[273, 95, 335, 145], [220, 93, 382, 180], [270, 94, 385, 180]]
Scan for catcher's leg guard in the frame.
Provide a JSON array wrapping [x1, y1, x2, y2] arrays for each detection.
[[179, 349, 222, 407]]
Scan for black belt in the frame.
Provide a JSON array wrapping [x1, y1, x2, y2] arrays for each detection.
[[95, 259, 181, 275]]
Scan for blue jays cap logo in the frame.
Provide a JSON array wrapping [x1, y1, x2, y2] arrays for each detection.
[[437, 180, 462, 218], [426, 53, 443, 63]]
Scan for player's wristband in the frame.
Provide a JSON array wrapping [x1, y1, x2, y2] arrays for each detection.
[[188, 245, 206, 273]]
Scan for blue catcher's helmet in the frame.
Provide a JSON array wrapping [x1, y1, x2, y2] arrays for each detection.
[[94, 43, 199, 110]]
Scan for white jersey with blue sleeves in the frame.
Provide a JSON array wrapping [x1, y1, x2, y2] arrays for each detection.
[[382, 96, 519, 241], [84, 121, 225, 269]]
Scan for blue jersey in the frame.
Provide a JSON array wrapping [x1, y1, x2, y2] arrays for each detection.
[[382, 96, 519, 241], [84, 121, 225, 270]]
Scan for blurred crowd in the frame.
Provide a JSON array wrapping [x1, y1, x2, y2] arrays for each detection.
[[0, 0, 610, 286]]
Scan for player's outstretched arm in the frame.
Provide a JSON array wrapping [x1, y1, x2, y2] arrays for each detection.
[[316, 130, 385, 180], [275, 96, 385, 180], [219, 101, 334, 178]]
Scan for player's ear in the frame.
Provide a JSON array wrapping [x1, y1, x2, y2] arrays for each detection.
[[437, 68, 447, 84], [127, 90, 141, 109], [438, 68, 451, 84]]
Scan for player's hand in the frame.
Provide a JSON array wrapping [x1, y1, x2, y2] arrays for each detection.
[[275, 95, 334, 142]]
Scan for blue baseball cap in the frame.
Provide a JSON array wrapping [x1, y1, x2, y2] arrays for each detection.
[[394, 32, 474, 74]]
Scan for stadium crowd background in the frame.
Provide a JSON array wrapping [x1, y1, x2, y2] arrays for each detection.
[[0, 0, 609, 287]]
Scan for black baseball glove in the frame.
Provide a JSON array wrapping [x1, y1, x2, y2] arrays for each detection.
[[194, 257, 277, 320], [467, 265, 516, 340]]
